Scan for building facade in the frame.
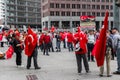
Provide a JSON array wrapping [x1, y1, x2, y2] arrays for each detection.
[[6, 0, 41, 30], [0, 0, 5, 25], [42, 0, 113, 30]]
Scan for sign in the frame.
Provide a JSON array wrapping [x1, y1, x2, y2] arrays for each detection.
[[80, 16, 96, 30]]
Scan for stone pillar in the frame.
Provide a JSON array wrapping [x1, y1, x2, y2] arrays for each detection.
[[59, 21, 62, 28], [70, 21, 72, 28], [48, 21, 51, 29]]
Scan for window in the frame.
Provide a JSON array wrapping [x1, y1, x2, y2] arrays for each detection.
[[56, 4, 59, 8], [61, 4, 65, 8], [97, 12, 100, 16], [56, 11, 60, 16], [101, 12, 105, 16], [110, 5, 113, 10], [82, 12, 86, 15], [66, 11, 70, 16], [106, 0, 109, 2], [92, 12, 95, 16], [50, 11, 54, 16], [87, 4, 91, 9], [96, 0, 100, 2], [101, 5, 105, 9], [87, 12, 91, 15], [106, 5, 109, 9], [50, 3, 54, 8], [82, 4, 86, 9], [61, 12, 65, 16], [101, 0, 105, 2], [72, 12, 76, 16], [96, 5, 100, 9], [66, 4, 70, 8], [92, 5, 95, 9], [77, 12, 81, 16], [77, 4, 81, 9], [110, 12, 113, 16], [72, 4, 76, 8]]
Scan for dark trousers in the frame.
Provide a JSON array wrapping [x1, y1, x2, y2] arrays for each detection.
[[67, 42, 73, 51], [27, 47, 39, 68], [43, 43, 49, 55], [63, 39, 66, 48], [48, 42, 54, 52], [75, 54, 89, 73], [15, 51, 22, 66], [1, 42, 4, 47], [87, 43, 94, 61], [40, 43, 44, 52]]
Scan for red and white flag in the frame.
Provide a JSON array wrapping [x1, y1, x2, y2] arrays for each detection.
[[92, 11, 109, 67]]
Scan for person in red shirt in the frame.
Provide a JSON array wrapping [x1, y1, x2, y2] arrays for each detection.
[[43, 32, 51, 56], [73, 28, 90, 74], [67, 31, 74, 51], [39, 32, 45, 52]]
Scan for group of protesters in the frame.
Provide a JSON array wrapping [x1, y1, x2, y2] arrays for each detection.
[[0, 25, 120, 77]]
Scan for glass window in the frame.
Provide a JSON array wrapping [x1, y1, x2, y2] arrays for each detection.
[[77, 4, 81, 9], [72, 4, 76, 8], [56, 4, 59, 8], [50, 3, 54, 8], [82, 4, 86, 9], [106, 5, 109, 9], [61, 4, 65, 8], [66, 4, 70, 8], [97, 12, 100, 16], [72, 12, 76, 16], [77, 12, 81, 16], [101, 5, 105, 9], [56, 11, 60, 16], [66, 11, 70, 16], [50, 11, 54, 16], [61, 11, 65, 16]]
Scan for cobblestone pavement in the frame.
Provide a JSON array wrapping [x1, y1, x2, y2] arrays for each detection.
[[0, 44, 119, 80]]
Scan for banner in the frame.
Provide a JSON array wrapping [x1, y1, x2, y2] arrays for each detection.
[[80, 16, 96, 30]]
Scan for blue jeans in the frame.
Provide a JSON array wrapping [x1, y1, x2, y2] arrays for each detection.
[[67, 42, 73, 51], [116, 47, 120, 72], [56, 41, 61, 51]]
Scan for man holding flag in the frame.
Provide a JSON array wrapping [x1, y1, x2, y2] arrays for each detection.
[[92, 11, 113, 77], [25, 27, 41, 70]]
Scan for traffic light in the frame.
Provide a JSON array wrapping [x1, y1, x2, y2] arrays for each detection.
[[115, 0, 120, 7]]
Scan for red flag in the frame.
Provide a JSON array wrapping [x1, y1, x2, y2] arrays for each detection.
[[50, 26, 55, 32], [6, 46, 14, 59], [92, 11, 109, 67], [25, 27, 38, 56]]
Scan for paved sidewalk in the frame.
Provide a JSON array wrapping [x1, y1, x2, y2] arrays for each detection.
[[0, 46, 119, 80]]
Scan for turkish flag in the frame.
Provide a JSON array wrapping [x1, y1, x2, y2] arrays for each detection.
[[24, 27, 38, 56], [92, 11, 109, 67], [6, 46, 14, 59]]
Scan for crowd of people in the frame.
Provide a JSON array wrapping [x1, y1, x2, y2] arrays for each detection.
[[0, 26, 120, 77]]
